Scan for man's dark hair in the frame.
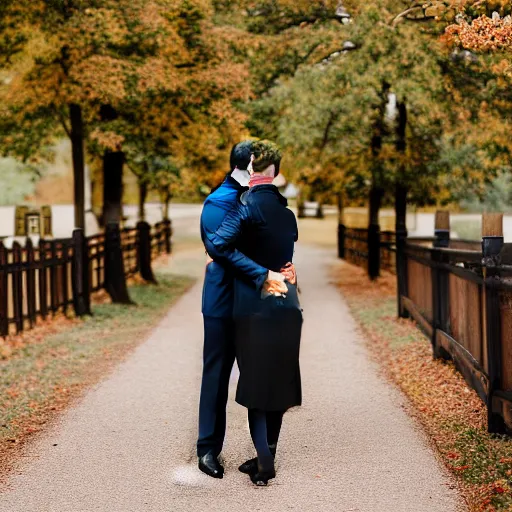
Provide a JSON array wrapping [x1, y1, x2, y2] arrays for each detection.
[[230, 140, 253, 171]]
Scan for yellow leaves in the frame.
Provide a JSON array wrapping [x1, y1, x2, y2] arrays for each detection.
[[90, 128, 125, 151], [0, 0, 253, 188], [136, 58, 184, 94], [491, 57, 512, 79], [68, 55, 130, 105]]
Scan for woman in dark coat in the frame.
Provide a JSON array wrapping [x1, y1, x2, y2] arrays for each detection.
[[204, 140, 302, 486]]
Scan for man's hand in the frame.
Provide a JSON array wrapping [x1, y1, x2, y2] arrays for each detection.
[[263, 270, 288, 297], [280, 262, 296, 285]]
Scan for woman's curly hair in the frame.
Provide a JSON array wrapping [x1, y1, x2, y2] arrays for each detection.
[[251, 140, 282, 175]]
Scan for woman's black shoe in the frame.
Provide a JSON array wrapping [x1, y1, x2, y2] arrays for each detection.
[[198, 453, 224, 479], [250, 457, 275, 486], [250, 468, 276, 486], [239, 444, 276, 475], [238, 457, 258, 475]]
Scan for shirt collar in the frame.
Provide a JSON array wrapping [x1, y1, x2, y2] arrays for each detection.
[[230, 168, 250, 187]]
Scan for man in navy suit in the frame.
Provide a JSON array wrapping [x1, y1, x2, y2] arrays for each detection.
[[197, 141, 269, 478]]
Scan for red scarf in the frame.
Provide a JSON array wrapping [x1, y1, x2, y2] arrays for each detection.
[[249, 175, 274, 188]]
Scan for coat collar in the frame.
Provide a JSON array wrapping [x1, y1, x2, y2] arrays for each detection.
[[241, 184, 288, 207], [224, 174, 247, 191]]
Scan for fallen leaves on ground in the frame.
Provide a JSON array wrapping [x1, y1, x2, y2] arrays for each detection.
[[332, 261, 512, 512], [0, 271, 194, 484]]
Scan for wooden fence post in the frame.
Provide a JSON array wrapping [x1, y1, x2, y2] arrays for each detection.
[[38, 240, 48, 320], [482, 212, 507, 434], [395, 230, 409, 319], [61, 241, 70, 315], [338, 224, 346, 259], [137, 221, 157, 283], [164, 219, 172, 255], [432, 211, 451, 359], [395, 184, 408, 318], [0, 243, 8, 336], [367, 224, 381, 280], [434, 211, 450, 249], [50, 241, 58, 314], [26, 238, 37, 327], [104, 222, 133, 304], [72, 229, 91, 317], [12, 242, 23, 334]]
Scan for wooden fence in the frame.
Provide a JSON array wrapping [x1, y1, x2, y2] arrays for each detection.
[[0, 220, 172, 337], [342, 226, 399, 275], [339, 213, 512, 434]]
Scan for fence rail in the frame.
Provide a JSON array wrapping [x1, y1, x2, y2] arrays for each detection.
[[338, 214, 512, 434], [0, 220, 172, 337], [343, 226, 398, 275]]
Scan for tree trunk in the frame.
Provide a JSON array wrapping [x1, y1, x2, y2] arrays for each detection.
[[162, 189, 171, 221], [337, 192, 344, 224], [90, 161, 103, 225], [100, 104, 124, 227], [102, 151, 124, 226], [368, 185, 384, 280], [395, 100, 408, 233], [337, 191, 345, 259], [137, 221, 157, 283], [70, 104, 85, 230], [297, 186, 306, 218], [138, 180, 148, 222], [395, 183, 409, 317], [104, 222, 133, 304], [395, 100, 409, 316], [368, 185, 384, 227], [395, 184, 407, 234]]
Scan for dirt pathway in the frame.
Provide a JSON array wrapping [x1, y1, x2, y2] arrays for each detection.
[[0, 242, 463, 512]]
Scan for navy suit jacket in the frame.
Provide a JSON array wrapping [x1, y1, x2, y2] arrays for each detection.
[[200, 176, 268, 318]]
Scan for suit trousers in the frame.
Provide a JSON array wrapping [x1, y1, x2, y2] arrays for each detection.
[[197, 316, 236, 457]]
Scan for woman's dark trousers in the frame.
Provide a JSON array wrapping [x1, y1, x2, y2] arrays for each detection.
[[248, 409, 285, 468], [197, 316, 236, 458]]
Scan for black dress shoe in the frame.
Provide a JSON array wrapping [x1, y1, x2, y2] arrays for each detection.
[[250, 467, 276, 486], [239, 444, 277, 475], [238, 457, 258, 475], [249, 455, 275, 486], [198, 453, 224, 479]]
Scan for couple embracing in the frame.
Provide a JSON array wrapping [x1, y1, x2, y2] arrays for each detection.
[[198, 140, 302, 486]]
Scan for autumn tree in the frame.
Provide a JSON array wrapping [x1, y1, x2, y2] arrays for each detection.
[[0, 0, 251, 229], [249, 3, 450, 217], [441, 8, 512, 206]]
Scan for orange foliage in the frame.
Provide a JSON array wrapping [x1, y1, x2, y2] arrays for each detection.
[[0, 0, 251, 190], [445, 14, 512, 52]]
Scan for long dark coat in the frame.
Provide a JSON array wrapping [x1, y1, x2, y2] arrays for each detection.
[[205, 185, 302, 412]]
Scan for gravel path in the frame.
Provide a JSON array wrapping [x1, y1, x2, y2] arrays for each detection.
[[0, 243, 463, 512]]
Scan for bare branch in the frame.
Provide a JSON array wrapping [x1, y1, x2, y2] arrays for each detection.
[[56, 106, 71, 138], [392, 3, 435, 27]]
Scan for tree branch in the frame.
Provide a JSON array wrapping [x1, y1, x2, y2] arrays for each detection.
[[55, 106, 71, 138], [392, 3, 435, 27], [320, 111, 338, 152]]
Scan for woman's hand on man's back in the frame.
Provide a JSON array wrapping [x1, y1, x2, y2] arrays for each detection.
[[280, 262, 296, 285]]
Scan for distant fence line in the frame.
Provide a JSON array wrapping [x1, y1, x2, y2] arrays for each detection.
[[0, 220, 172, 337], [338, 213, 512, 435]]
